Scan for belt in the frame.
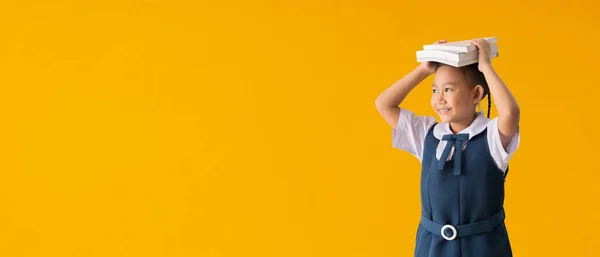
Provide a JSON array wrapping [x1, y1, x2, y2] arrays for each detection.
[[419, 210, 505, 241]]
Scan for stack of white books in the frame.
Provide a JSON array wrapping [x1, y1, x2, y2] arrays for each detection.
[[416, 37, 499, 67]]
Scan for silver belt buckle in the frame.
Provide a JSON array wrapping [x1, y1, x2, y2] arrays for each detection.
[[441, 224, 457, 241]]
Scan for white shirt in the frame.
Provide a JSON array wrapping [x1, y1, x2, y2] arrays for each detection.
[[391, 108, 520, 173]]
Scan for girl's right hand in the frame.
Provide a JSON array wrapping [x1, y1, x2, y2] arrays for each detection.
[[418, 39, 447, 74]]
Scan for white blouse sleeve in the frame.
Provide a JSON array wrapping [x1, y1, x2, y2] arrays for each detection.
[[487, 117, 521, 172], [392, 108, 437, 162]]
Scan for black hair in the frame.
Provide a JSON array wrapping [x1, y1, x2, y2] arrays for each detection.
[[434, 63, 491, 118]]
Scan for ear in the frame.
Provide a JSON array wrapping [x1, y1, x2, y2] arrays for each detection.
[[472, 85, 485, 104]]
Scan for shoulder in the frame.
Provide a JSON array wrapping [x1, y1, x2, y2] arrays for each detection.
[[395, 108, 437, 137], [398, 108, 437, 127], [392, 108, 438, 161]]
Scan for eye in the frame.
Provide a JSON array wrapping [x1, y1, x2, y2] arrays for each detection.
[[445, 88, 453, 92], [432, 89, 438, 93]]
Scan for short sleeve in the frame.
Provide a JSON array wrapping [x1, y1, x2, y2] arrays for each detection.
[[487, 117, 520, 172], [392, 108, 437, 162]]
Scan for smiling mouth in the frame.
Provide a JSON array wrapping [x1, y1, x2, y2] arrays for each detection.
[[437, 108, 452, 114]]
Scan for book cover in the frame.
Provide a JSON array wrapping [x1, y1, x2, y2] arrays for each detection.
[[417, 44, 498, 62], [422, 37, 497, 53], [417, 52, 499, 67]]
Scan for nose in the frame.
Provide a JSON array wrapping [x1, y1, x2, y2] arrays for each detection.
[[434, 92, 447, 104]]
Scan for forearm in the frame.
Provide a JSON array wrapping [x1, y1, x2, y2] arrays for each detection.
[[376, 66, 431, 109], [481, 67, 520, 117]]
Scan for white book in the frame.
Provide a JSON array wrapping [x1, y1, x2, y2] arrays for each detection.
[[423, 37, 497, 53], [417, 52, 499, 67], [417, 43, 498, 62]]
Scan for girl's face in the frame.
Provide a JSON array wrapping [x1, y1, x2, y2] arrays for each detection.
[[431, 65, 479, 123]]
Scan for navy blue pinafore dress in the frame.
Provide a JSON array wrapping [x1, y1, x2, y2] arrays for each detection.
[[414, 123, 512, 257]]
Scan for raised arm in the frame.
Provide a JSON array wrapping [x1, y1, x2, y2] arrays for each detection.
[[471, 38, 521, 150], [376, 40, 446, 128], [375, 66, 431, 128]]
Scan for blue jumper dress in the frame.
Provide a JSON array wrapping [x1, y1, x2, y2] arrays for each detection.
[[414, 123, 512, 257]]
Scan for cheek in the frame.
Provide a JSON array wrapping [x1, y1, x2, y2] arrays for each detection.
[[449, 94, 469, 108], [446, 94, 458, 105]]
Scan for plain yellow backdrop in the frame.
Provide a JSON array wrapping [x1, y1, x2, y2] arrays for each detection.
[[0, 0, 599, 256]]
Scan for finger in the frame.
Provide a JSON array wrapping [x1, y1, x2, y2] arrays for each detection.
[[471, 40, 488, 49], [475, 42, 490, 51], [475, 39, 489, 46]]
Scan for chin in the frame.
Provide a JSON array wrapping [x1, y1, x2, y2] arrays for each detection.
[[439, 115, 455, 123]]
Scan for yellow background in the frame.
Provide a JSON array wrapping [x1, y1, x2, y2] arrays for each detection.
[[0, 0, 598, 256]]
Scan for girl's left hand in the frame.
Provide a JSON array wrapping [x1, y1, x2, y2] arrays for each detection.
[[470, 38, 493, 72]]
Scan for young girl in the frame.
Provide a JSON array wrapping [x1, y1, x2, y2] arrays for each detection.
[[375, 39, 520, 257]]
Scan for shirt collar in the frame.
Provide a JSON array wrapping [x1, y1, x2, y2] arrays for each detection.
[[433, 111, 489, 140]]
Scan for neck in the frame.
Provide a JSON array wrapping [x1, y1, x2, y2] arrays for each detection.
[[449, 112, 478, 134]]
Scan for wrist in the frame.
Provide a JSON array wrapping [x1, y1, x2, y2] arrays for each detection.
[[415, 65, 433, 76], [480, 65, 495, 74]]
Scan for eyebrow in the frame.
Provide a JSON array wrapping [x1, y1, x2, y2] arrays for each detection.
[[432, 82, 457, 87]]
